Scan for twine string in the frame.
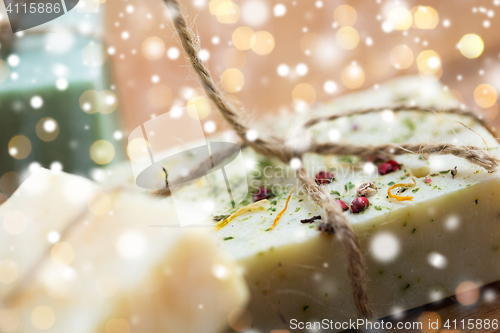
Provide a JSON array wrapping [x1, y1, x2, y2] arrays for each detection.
[[163, 0, 499, 320]]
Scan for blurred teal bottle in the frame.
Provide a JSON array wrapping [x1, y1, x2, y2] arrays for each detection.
[[0, 6, 124, 193]]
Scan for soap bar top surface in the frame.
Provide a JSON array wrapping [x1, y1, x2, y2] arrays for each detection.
[[213, 76, 500, 259]]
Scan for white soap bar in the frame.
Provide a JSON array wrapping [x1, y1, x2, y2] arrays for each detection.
[[211, 77, 500, 331], [93, 76, 500, 332], [0, 169, 248, 333]]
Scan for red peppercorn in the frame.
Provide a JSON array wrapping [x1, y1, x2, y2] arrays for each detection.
[[336, 199, 349, 211], [386, 160, 401, 171], [351, 197, 369, 213], [378, 162, 392, 175], [315, 171, 335, 185], [252, 187, 271, 201], [378, 160, 401, 175]]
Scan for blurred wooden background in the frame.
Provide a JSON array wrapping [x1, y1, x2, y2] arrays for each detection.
[[103, 0, 500, 134]]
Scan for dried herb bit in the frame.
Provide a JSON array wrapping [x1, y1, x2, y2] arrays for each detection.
[[318, 222, 335, 235], [451, 166, 458, 179], [301, 215, 322, 224], [303, 305, 309, 311], [388, 181, 396, 186], [475, 199, 478, 205], [224, 237, 234, 241], [374, 206, 382, 211], [295, 207, 301, 212], [412, 188, 420, 193], [213, 214, 229, 222], [330, 190, 341, 197], [344, 182, 355, 191], [439, 169, 450, 174]]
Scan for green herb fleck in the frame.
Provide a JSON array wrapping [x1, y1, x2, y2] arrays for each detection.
[[374, 206, 382, 211], [439, 169, 450, 174], [412, 188, 419, 193], [295, 207, 301, 212], [224, 237, 234, 241], [330, 190, 341, 197], [388, 181, 396, 186], [344, 182, 355, 191], [264, 228, 271, 231]]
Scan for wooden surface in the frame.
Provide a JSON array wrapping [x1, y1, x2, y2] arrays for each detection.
[[365, 280, 500, 333]]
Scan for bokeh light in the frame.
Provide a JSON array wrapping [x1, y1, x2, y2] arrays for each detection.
[[232, 27, 255, 50], [292, 83, 316, 105], [250, 31, 275, 55], [416, 50, 441, 76], [127, 138, 150, 163], [221, 68, 245, 93], [456, 281, 480, 306], [474, 83, 497, 108], [82, 42, 107, 67], [187, 96, 211, 119], [99, 90, 118, 114], [413, 6, 439, 29], [31, 306, 55, 330], [79, 90, 99, 114], [335, 26, 359, 50], [141, 36, 166, 61], [216, 1, 240, 24], [333, 5, 357, 27], [418, 311, 441, 333], [459, 34, 484, 59], [90, 140, 115, 165], [388, 7, 413, 30], [370, 232, 400, 262], [389, 45, 414, 69], [209, 0, 228, 14], [36, 117, 60, 142], [241, 0, 269, 27], [341, 62, 365, 89], [8, 135, 32, 160]]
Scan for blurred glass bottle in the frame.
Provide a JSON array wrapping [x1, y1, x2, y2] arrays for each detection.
[[0, 2, 124, 196]]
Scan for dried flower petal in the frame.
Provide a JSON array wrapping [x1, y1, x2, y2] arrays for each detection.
[[215, 199, 270, 231], [387, 178, 417, 202]]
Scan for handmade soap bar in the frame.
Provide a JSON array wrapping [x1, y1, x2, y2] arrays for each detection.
[[211, 77, 500, 331], [95, 76, 500, 332], [0, 169, 248, 333]]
